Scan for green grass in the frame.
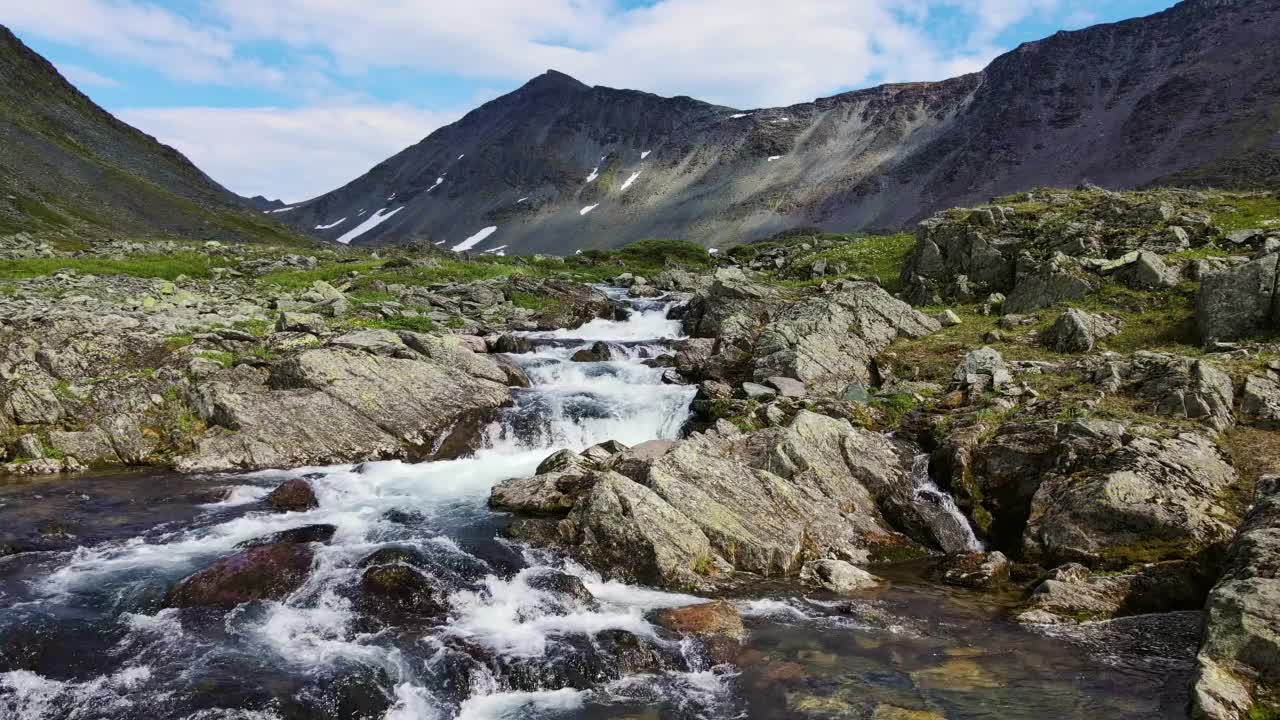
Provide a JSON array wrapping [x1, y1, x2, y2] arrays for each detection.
[[232, 319, 273, 337], [511, 291, 565, 312], [163, 334, 195, 351], [1073, 281, 1199, 353], [195, 351, 237, 368], [783, 233, 916, 291], [0, 252, 228, 280], [341, 314, 436, 334], [258, 259, 387, 289], [1213, 194, 1280, 232]]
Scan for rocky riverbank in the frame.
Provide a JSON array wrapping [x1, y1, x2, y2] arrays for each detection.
[[3, 186, 1280, 718]]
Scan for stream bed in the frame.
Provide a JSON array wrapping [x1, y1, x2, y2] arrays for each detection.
[[0, 289, 1198, 719]]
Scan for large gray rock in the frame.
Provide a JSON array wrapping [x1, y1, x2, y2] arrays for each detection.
[[750, 282, 938, 393], [1003, 259, 1095, 314], [1042, 308, 1119, 353], [1190, 477, 1280, 720], [1123, 352, 1235, 431], [178, 346, 510, 472], [2, 361, 64, 425], [1023, 431, 1239, 567], [1014, 560, 1210, 624], [559, 471, 713, 588], [902, 221, 1013, 290], [1110, 250, 1180, 289], [682, 269, 786, 345], [953, 346, 1011, 390], [1241, 374, 1280, 428], [498, 412, 960, 587], [1198, 253, 1280, 343], [271, 348, 509, 447]]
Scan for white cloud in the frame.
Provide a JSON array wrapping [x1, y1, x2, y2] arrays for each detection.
[[54, 62, 121, 88], [118, 104, 460, 202], [0, 0, 292, 90]]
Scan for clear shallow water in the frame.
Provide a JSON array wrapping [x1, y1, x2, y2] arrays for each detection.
[[0, 289, 1197, 719]]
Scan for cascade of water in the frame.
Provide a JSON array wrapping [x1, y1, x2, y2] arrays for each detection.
[[909, 453, 984, 553], [0, 289, 735, 720]]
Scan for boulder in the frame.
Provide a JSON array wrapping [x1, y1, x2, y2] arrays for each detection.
[[653, 600, 746, 641], [1003, 260, 1095, 313], [490, 469, 595, 514], [1190, 477, 1280, 720], [1120, 352, 1235, 431], [270, 348, 509, 449], [939, 552, 1010, 589], [1023, 431, 1239, 567], [936, 309, 962, 327], [525, 570, 597, 608], [358, 564, 445, 618], [178, 347, 509, 472], [1042, 308, 1119, 353], [952, 346, 1011, 391], [265, 478, 320, 512], [275, 311, 327, 335], [555, 471, 713, 588], [570, 341, 614, 363], [741, 382, 777, 400], [764, 376, 807, 398], [1198, 253, 1280, 343], [750, 282, 938, 393], [238, 524, 336, 548], [1241, 374, 1280, 428], [168, 541, 315, 608], [329, 329, 410, 356], [637, 411, 930, 573], [1113, 250, 1179, 289], [682, 268, 786, 345], [1015, 560, 1212, 624], [489, 334, 532, 354], [799, 559, 880, 593]]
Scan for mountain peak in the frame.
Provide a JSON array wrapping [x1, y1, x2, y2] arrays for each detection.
[[521, 69, 589, 93]]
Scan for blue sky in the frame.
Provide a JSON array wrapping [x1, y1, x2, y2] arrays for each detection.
[[3, 0, 1179, 202]]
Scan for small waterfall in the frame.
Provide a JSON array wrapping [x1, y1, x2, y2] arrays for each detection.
[[910, 453, 984, 554]]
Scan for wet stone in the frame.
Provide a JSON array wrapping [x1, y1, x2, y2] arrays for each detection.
[[236, 524, 337, 549], [264, 478, 319, 512]]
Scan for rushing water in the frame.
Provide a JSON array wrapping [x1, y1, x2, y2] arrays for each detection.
[[0, 288, 1199, 719]]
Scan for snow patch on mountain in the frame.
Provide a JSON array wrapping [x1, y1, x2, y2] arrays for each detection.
[[335, 206, 404, 244], [452, 225, 499, 251]]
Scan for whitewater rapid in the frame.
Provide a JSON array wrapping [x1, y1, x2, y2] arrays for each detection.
[[0, 288, 736, 720]]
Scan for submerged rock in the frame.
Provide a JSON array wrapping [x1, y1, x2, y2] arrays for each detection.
[[653, 600, 746, 641], [264, 478, 319, 512], [357, 564, 445, 618], [168, 541, 315, 609], [939, 552, 1010, 589], [799, 559, 879, 593]]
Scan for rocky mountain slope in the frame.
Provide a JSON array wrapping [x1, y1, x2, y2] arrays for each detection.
[[0, 26, 303, 245], [278, 0, 1280, 255]]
